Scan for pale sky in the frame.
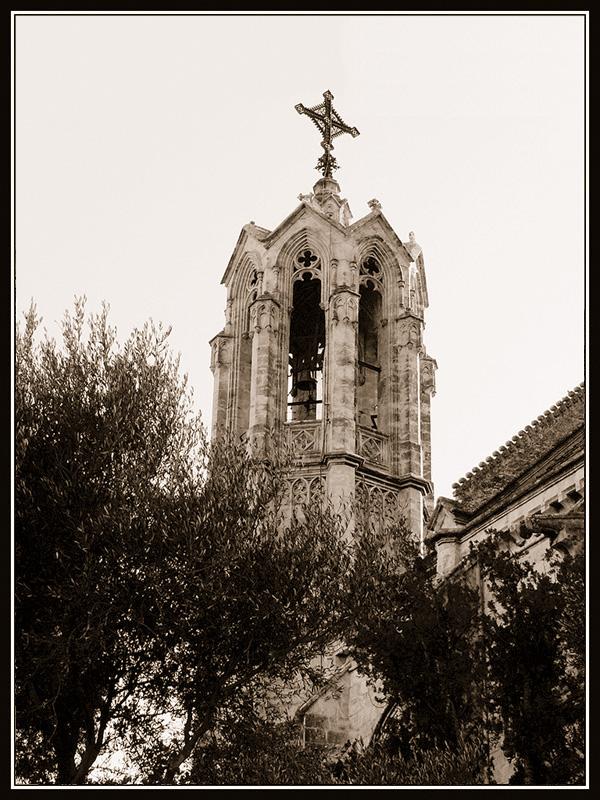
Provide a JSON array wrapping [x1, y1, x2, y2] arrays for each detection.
[[14, 12, 586, 499]]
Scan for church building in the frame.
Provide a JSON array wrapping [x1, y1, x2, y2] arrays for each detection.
[[428, 382, 584, 576], [208, 90, 584, 755]]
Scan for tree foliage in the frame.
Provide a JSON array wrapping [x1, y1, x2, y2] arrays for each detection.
[[16, 299, 196, 784], [184, 716, 333, 786], [332, 735, 490, 786], [15, 300, 351, 785], [15, 299, 585, 786], [182, 714, 489, 786], [343, 522, 585, 786], [344, 526, 488, 758], [476, 538, 585, 785], [133, 434, 351, 785]]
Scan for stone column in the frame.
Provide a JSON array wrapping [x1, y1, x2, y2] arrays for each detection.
[[420, 354, 437, 516], [248, 295, 282, 456], [390, 312, 426, 537], [326, 287, 359, 456], [325, 454, 363, 540], [235, 332, 254, 438], [209, 333, 233, 438], [391, 313, 423, 475], [323, 248, 360, 535], [434, 534, 462, 578]]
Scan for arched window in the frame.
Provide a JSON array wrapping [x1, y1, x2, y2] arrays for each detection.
[[288, 274, 325, 422], [357, 253, 384, 431], [358, 282, 382, 430]]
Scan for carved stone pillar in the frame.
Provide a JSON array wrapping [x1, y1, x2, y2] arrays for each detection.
[[391, 313, 423, 476], [209, 333, 233, 438], [248, 295, 282, 455], [420, 354, 437, 516], [326, 288, 359, 455], [325, 454, 363, 540], [435, 534, 462, 578], [389, 313, 426, 537]]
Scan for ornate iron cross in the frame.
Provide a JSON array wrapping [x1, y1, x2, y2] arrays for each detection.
[[295, 90, 360, 177]]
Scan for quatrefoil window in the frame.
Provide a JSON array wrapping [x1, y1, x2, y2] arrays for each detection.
[[295, 249, 320, 271], [361, 257, 381, 277]]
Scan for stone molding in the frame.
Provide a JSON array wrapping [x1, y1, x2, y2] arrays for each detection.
[[324, 452, 365, 470], [394, 474, 433, 496]]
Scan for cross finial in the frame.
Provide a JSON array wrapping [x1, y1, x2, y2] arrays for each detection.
[[295, 90, 360, 177]]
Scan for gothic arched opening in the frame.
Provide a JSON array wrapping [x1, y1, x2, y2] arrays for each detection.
[[288, 276, 325, 422], [358, 282, 382, 430]]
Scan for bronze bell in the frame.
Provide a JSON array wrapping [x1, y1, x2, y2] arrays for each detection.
[[295, 369, 317, 393]]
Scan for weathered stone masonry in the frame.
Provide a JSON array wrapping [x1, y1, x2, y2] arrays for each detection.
[[210, 173, 437, 744]]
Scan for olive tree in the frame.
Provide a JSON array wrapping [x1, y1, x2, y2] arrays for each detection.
[[15, 300, 351, 785]]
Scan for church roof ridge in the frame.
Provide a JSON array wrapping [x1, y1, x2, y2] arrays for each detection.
[[451, 382, 584, 512]]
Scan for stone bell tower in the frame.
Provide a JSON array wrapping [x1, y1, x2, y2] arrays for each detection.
[[210, 91, 436, 543], [209, 90, 437, 745]]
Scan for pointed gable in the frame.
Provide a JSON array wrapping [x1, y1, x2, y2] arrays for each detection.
[[350, 209, 413, 266]]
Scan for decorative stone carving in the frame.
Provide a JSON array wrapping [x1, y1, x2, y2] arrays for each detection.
[[330, 259, 338, 287], [361, 434, 383, 464], [210, 337, 228, 371], [349, 261, 358, 290], [294, 249, 320, 272], [361, 256, 381, 278], [291, 478, 309, 507], [288, 475, 325, 510], [209, 340, 218, 372], [288, 421, 323, 456], [360, 275, 384, 295], [359, 256, 383, 294], [368, 198, 382, 212], [404, 231, 422, 260], [420, 358, 437, 395], [383, 491, 399, 528], [397, 319, 421, 349], [252, 302, 278, 333], [322, 197, 339, 221], [309, 476, 325, 503], [397, 277, 406, 308], [291, 426, 317, 453], [354, 478, 402, 534], [332, 293, 358, 325], [355, 480, 370, 527], [357, 428, 388, 466]]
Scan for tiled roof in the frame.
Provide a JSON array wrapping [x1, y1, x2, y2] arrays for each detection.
[[452, 383, 585, 513]]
